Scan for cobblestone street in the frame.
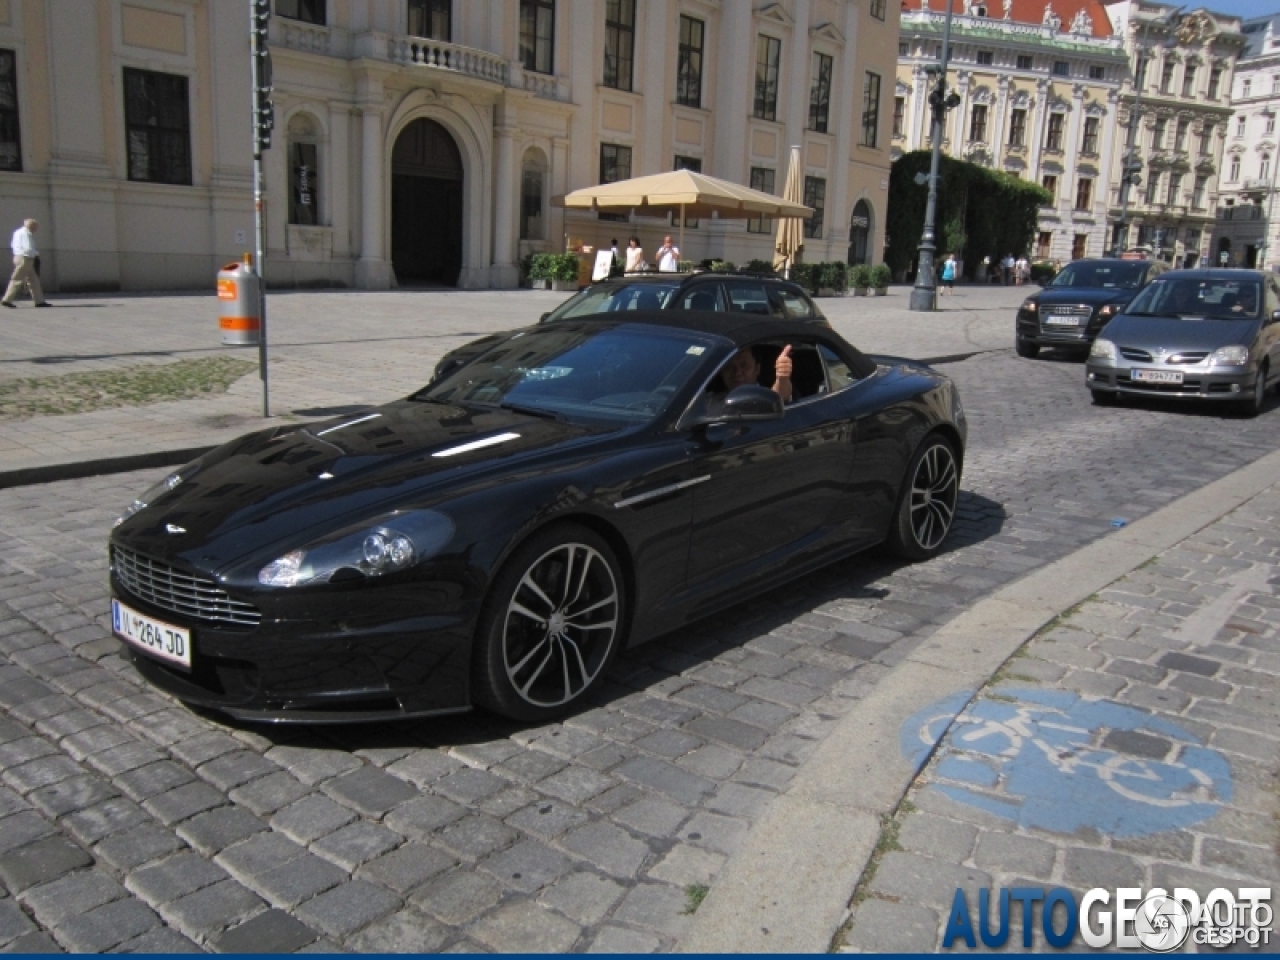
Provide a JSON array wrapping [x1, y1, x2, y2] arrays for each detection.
[[0, 326, 1276, 951]]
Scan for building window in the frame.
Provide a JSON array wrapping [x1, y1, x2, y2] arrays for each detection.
[[1235, 116, 1246, 137], [287, 115, 320, 225], [1041, 173, 1058, 198], [1152, 117, 1166, 150], [1145, 171, 1160, 205], [276, 0, 324, 25], [1227, 156, 1239, 181], [803, 176, 825, 239], [893, 96, 906, 138], [1199, 123, 1213, 155], [1160, 61, 1174, 94], [747, 167, 775, 234], [808, 53, 833, 133], [1242, 78, 1251, 97], [407, 0, 450, 39], [1016, 54, 1033, 70], [1075, 177, 1092, 210], [603, 0, 635, 92], [673, 155, 701, 228], [861, 72, 881, 148], [899, 41, 909, 56], [1181, 65, 1196, 97], [1208, 67, 1221, 98], [1267, 114, 1277, 135], [598, 143, 632, 222], [1166, 172, 1181, 206], [1273, 74, 1280, 95], [1072, 233, 1087, 260], [123, 68, 191, 185], [870, 0, 886, 19], [1264, 154, 1273, 182], [1037, 231, 1052, 258], [676, 16, 704, 108], [1089, 65, 1105, 80], [1045, 112, 1064, 151], [977, 50, 994, 65], [969, 104, 988, 142], [1081, 116, 1099, 154], [1053, 60, 1070, 77], [1172, 119, 1188, 152], [1008, 108, 1027, 147], [520, 153, 546, 240], [754, 35, 782, 121], [519, 0, 555, 75], [0, 49, 20, 172]]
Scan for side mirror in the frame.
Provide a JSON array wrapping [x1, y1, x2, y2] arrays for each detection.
[[539, 312, 551, 323], [693, 384, 784, 426]]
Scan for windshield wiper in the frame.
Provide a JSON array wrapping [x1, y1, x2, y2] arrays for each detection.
[[499, 402, 564, 421], [1126, 311, 1182, 318]]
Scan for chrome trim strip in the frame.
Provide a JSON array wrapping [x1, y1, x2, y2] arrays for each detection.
[[614, 475, 710, 509], [316, 413, 382, 436], [431, 432, 521, 458]]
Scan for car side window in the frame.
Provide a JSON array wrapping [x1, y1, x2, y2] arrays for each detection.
[[772, 287, 815, 318], [675, 284, 725, 311], [818, 344, 859, 393], [724, 281, 780, 316]]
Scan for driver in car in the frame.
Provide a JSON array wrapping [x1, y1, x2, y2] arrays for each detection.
[[722, 343, 793, 404]]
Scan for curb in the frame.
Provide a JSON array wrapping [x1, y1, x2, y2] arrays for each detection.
[[0, 447, 214, 491], [678, 446, 1280, 953]]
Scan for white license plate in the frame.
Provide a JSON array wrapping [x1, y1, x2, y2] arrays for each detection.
[[112, 599, 191, 670], [1044, 315, 1080, 325], [1132, 369, 1183, 384]]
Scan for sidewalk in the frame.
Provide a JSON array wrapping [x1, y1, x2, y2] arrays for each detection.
[[0, 284, 1029, 479]]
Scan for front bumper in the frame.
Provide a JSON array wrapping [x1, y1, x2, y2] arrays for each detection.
[[1085, 361, 1258, 400], [110, 569, 478, 723], [1017, 307, 1107, 347]]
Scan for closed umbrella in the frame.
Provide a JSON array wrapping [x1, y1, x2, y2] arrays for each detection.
[[774, 145, 805, 276], [554, 169, 811, 265]]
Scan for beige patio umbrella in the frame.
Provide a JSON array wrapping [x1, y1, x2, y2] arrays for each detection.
[[553, 169, 811, 266], [774, 145, 805, 276]]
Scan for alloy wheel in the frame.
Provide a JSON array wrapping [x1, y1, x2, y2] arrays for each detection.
[[908, 443, 959, 551], [502, 543, 619, 708]]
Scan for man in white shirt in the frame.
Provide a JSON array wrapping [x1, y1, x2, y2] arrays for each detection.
[[656, 235, 680, 273], [2, 219, 49, 308]]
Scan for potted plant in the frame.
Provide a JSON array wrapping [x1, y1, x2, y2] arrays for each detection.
[[817, 261, 848, 297], [791, 261, 818, 294], [850, 263, 872, 296], [744, 259, 775, 275], [870, 263, 892, 296], [527, 253, 556, 290], [710, 260, 737, 274], [551, 253, 580, 291]]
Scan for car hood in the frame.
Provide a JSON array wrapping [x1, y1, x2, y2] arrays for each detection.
[[113, 400, 614, 571], [1101, 314, 1260, 352], [1032, 287, 1135, 307]]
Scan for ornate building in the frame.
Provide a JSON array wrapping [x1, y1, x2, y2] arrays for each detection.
[[895, 0, 1127, 263], [1211, 13, 1280, 270], [1104, 0, 1245, 267], [0, 0, 898, 292]]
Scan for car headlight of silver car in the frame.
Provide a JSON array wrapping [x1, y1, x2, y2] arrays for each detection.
[[1090, 338, 1116, 361], [114, 461, 201, 527], [1207, 345, 1250, 367], [258, 510, 455, 587]]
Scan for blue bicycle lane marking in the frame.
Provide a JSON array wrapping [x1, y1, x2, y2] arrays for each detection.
[[900, 688, 1233, 837]]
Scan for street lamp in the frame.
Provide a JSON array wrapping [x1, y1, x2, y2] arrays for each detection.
[[909, 1, 962, 312]]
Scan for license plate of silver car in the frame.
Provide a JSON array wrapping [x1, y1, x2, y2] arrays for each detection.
[[1132, 369, 1182, 384]]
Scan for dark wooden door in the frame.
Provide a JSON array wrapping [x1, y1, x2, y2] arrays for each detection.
[[391, 119, 463, 286]]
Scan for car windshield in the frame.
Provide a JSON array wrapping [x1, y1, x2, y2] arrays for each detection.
[[544, 282, 681, 321], [419, 325, 716, 425], [1124, 277, 1263, 320], [1049, 261, 1147, 289]]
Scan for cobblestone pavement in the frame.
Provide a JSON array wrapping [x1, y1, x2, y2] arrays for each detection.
[[0, 351, 1276, 952], [838, 483, 1280, 953]]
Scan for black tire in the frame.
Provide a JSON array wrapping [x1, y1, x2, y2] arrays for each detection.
[[886, 434, 960, 562], [1015, 338, 1040, 359], [472, 523, 625, 722], [1090, 389, 1116, 406], [1236, 363, 1268, 418]]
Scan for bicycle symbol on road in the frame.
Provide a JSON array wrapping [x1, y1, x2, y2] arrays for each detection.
[[900, 689, 1233, 836]]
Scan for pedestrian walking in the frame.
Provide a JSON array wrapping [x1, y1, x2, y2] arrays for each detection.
[[940, 254, 956, 295], [1, 218, 49, 309]]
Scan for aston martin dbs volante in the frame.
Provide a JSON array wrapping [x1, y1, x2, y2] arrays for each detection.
[[109, 312, 967, 723]]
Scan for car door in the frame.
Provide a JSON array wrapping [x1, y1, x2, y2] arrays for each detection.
[[682, 340, 856, 607]]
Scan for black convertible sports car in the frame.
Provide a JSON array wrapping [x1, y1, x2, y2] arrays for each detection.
[[109, 312, 967, 724]]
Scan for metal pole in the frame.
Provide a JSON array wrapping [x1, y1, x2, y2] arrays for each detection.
[[250, 1, 270, 418], [909, 0, 956, 312]]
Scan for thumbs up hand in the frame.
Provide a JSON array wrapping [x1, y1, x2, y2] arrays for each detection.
[[775, 344, 793, 381]]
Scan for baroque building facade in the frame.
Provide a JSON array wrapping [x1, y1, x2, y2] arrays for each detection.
[[895, 0, 1127, 264], [0, 0, 897, 292], [1104, 0, 1245, 267], [1210, 13, 1279, 271]]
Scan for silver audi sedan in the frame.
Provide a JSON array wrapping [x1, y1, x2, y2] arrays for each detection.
[[1085, 269, 1280, 417]]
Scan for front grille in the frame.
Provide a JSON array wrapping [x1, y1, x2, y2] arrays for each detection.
[[1168, 352, 1208, 365], [113, 546, 260, 628], [1043, 306, 1092, 318], [1119, 346, 1152, 362]]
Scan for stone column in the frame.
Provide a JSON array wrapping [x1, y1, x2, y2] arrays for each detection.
[[491, 110, 518, 288], [355, 103, 391, 290], [993, 75, 1010, 164], [785, 0, 812, 153]]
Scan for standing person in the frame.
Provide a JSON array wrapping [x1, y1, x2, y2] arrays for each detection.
[[609, 238, 621, 276], [1, 219, 49, 309], [624, 236, 646, 273], [656, 235, 680, 273], [1015, 255, 1029, 285], [940, 254, 956, 295], [1001, 253, 1015, 286]]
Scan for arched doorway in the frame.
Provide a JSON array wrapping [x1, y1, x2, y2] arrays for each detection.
[[391, 118, 463, 286], [848, 200, 872, 266]]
